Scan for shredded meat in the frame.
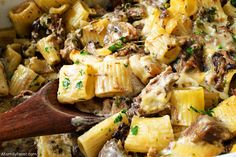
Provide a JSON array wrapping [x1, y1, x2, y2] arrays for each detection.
[[114, 43, 145, 57], [173, 36, 205, 72], [104, 22, 138, 45], [125, 4, 147, 21], [32, 14, 65, 43], [182, 115, 232, 143], [60, 29, 82, 63], [130, 67, 179, 115], [112, 123, 130, 143]]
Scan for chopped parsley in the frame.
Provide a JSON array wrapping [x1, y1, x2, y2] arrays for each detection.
[[80, 50, 89, 55], [119, 36, 127, 43], [79, 69, 85, 76], [232, 35, 236, 42], [218, 45, 223, 49], [131, 125, 139, 135], [74, 61, 80, 64], [114, 114, 123, 124], [124, 63, 129, 68], [186, 47, 194, 55], [121, 109, 127, 114], [45, 47, 51, 53], [62, 78, 70, 89], [76, 81, 83, 89], [189, 106, 214, 117], [231, 0, 236, 7], [108, 41, 123, 53]]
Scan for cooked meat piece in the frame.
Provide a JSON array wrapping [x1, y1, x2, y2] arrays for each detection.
[[112, 123, 130, 143], [98, 139, 129, 157], [125, 4, 147, 21], [103, 10, 128, 22], [182, 115, 232, 143], [131, 67, 179, 115], [60, 29, 82, 63], [111, 96, 132, 115], [32, 14, 65, 42], [173, 36, 204, 72], [114, 43, 145, 57], [104, 22, 138, 45]]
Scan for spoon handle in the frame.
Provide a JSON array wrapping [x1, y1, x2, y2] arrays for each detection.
[[0, 92, 77, 142]]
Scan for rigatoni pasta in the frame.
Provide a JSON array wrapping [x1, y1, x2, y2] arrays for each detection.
[[95, 59, 133, 97], [0, 61, 9, 96], [4, 43, 22, 79], [36, 35, 61, 66], [171, 87, 205, 126], [9, 65, 45, 96], [124, 115, 174, 153], [78, 111, 129, 157], [57, 64, 96, 104], [9, 1, 42, 37]]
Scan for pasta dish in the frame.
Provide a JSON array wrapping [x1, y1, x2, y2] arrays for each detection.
[[1, 0, 236, 156]]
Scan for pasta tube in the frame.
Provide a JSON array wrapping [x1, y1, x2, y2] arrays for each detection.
[[213, 96, 236, 135], [124, 115, 174, 153], [57, 64, 96, 104], [80, 18, 109, 46], [37, 134, 72, 157], [145, 34, 181, 64], [168, 0, 198, 17], [78, 112, 129, 157], [9, 1, 42, 37], [95, 59, 133, 97], [0, 61, 9, 96], [4, 43, 22, 79], [36, 35, 61, 66], [0, 28, 16, 47], [34, 0, 75, 12], [27, 57, 54, 74], [171, 87, 205, 126], [64, 0, 91, 31], [223, 1, 236, 17], [168, 137, 223, 157], [10, 65, 45, 96]]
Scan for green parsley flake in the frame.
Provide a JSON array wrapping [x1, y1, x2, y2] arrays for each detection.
[[114, 114, 123, 123], [218, 45, 223, 49], [74, 61, 80, 64], [232, 35, 236, 42], [80, 50, 89, 55], [121, 109, 127, 114], [131, 125, 139, 135], [119, 36, 127, 43], [231, 0, 236, 7], [79, 69, 85, 76], [124, 63, 129, 68], [45, 47, 51, 53], [62, 78, 70, 89], [76, 81, 83, 89], [189, 106, 214, 117], [186, 47, 194, 55], [108, 41, 123, 53]]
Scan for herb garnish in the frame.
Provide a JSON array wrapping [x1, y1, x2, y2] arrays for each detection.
[[189, 106, 214, 117], [121, 109, 127, 114], [74, 61, 80, 64], [62, 78, 70, 89], [231, 0, 236, 7], [79, 69, 85, 76], [232, 35, 236, 42], [131, 125, 139, 135], [108, 41, 123, 53], [76, 81, 83, 89], [114, 114, 123, 123], [186, 47, 194, 55], [201, 7, 216, 22], [80, 50, 89, 55], [45, 47, 51, 53], [124, 63, 129, 67], [218, 45, 223, 49]]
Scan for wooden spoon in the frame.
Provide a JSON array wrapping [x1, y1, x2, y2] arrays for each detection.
[[0, 80, 102, 142]]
